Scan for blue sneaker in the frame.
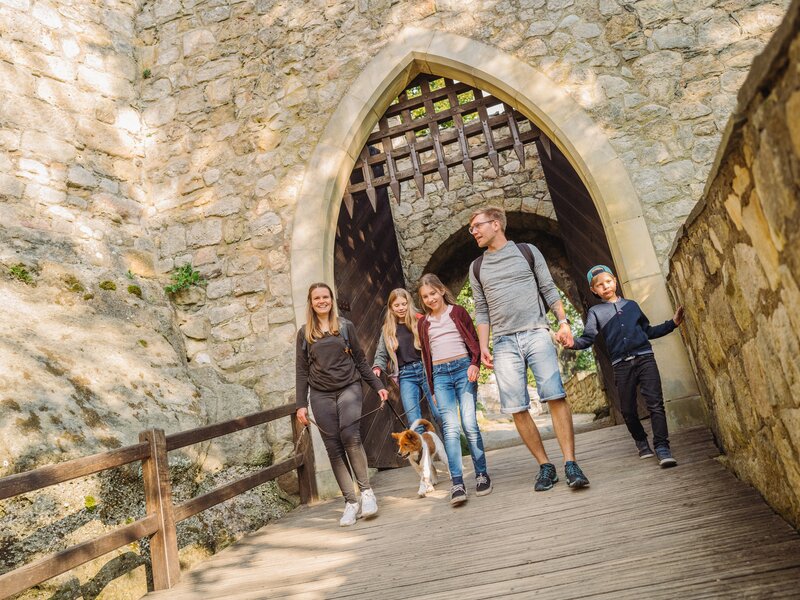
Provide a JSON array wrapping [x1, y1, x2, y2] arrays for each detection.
[[565, 461, 590, 488], [534, 463, 558, 491], [655, 446, 677, 468]]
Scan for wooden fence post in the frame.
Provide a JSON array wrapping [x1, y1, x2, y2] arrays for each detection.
[[139, 428, 180, 590], [291, 415, 317, 505]]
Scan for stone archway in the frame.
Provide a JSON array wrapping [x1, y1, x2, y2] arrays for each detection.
[[291, 26, 702, 428]]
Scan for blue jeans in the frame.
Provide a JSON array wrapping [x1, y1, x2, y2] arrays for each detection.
[[398, 361, 440, 433], [432, 356, 487, 479], [493, 328, 566, 413]]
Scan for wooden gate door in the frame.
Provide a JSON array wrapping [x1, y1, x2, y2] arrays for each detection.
[[334, 176, 408, 468]]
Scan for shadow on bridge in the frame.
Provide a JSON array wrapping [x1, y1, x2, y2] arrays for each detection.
[[149, 425, 800, 599]]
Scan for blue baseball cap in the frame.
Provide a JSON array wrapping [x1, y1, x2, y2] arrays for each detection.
[[587, 264, 614, 284]]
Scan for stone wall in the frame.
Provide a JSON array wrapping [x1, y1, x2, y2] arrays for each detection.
[[668, 0, 800, 528], [565, 371, 608, 416], [134, 0, 787, 396]]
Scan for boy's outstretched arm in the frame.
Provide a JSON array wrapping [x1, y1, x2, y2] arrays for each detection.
[[567, 308, 599, 350], [640, 305, 678, 339]]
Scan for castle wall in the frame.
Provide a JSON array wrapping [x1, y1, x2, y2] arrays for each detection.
[[668, 0, 800, 528]]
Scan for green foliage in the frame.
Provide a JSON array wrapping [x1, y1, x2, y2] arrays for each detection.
[[84, 496, 98, 512], [138, 339, 148, 348], [99, 280, 116, 291], [164, 264, 206, 294], [127, 284, 143, 298], [63, 275, 85, 293], [404, 78, 479, 138], [9, 263, 33, 285], [142, 68, 151, 79], [126, 270, 135, 280], [460, 433, 469, 456]]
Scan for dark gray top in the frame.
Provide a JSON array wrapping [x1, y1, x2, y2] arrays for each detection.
[[295, 318, 384, 409]]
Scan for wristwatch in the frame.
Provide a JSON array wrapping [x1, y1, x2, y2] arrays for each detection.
[[557, 318, 570, 327]]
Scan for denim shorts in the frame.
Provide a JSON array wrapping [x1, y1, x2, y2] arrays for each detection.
[[493, 328, 565, 413]]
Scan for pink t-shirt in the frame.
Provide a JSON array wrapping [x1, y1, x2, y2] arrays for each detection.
[[428, 305, 468, 362]]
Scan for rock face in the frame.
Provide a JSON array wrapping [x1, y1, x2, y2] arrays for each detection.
[[668, 0, 800, 529], [0, 0, 793, 595]]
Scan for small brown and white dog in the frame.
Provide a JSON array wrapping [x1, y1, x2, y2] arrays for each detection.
[[391, 418, 450, 497]]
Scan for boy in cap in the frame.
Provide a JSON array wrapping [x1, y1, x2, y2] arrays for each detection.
[[562, 265, 685, 467]]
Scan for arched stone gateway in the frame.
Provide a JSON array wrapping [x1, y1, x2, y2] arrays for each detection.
[[291, 27, 703, 437]]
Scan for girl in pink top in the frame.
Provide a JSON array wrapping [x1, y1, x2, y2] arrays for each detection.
[[417, 273, 491, 505]]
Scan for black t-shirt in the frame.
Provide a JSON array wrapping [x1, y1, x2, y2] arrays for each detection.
[[396, 324, 422, 368]]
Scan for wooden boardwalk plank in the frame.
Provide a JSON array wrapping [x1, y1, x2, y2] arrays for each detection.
[[148, 425, 800, 600]]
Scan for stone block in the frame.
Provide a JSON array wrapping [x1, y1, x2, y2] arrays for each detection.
[[741, 190, 780, 289], [196, 58, 240, 83], [187, 219, 223, 248], [67, 165, 98, 189], [233, 272, 268, 296], [226, 253, 262, 277], [143, 97, 177, 127], [206, 277, 232, 300], [209, 302, 247, 327], [211, 315, 252, 342], [78, 118, 138, 159], [161, 225, 187, 256]]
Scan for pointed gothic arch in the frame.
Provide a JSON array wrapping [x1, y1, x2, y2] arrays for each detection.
[[291, 27, 702, 431]]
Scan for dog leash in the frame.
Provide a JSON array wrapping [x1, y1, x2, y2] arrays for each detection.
[[302, 399, 391, 437]]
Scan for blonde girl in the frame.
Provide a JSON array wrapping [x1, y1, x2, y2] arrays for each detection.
[[417, 274, 491, 505], [372, 288, 440, 433], [295, 283, 389, 526]]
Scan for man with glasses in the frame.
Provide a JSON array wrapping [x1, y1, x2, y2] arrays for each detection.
[[468, 206, 590, 492]]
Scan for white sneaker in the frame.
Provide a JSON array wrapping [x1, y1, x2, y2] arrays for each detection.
[[360, 488, 378, 518], [339, 501, 359, 527]]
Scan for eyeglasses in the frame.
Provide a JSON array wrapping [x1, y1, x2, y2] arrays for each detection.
[[468, 220, 495, 234]]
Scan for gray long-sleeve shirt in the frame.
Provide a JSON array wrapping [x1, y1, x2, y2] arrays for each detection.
[[470, 241, 561, 336]]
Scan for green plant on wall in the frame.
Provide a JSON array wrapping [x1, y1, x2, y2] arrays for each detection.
[[164, 264, 206, 294], [9, 263, 33, 285]]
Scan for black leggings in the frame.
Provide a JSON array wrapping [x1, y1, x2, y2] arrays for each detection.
[[309, 382, 369, 503]]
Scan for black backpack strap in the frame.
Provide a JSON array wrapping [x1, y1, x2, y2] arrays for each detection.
[[471, 255, 485, 285], [339, 318, 353, 354], [516, 243, 550, 316]]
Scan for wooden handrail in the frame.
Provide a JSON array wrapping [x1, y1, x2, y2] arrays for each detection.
[[0, 514, 159, 598], [0, 402, 317, 599], [173, 455, 302, 522], [165, 404, 296, 451], [0, 443, 150, 500]]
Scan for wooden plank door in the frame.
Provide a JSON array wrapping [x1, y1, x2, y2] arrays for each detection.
[[334, 169, 408, 468]]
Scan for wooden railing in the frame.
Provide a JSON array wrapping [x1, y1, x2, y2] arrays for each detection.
[[0, 403, 316, 599]]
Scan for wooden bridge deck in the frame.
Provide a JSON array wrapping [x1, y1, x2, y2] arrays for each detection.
[[149, 425, 800, 599]]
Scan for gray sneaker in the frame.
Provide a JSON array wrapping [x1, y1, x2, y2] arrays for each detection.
[[636, 439, 655, 459], [655, 446, 677, 468]]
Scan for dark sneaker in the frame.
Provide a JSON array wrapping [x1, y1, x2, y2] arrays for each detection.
[[565, 461, 590, 488], [450, 483, 467, 505], [655, 446, 677, 468], [534, 463, 558, 491], [636, 439, 655, 459], [475, 473, 493, 496]]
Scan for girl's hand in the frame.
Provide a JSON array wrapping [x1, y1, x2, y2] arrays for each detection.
[[372, 367, 381, 377], [673, 305, 685, 326], [467, 365, 479, 382], [296, 407, 309, 426], [378, 389, 389, 403]]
